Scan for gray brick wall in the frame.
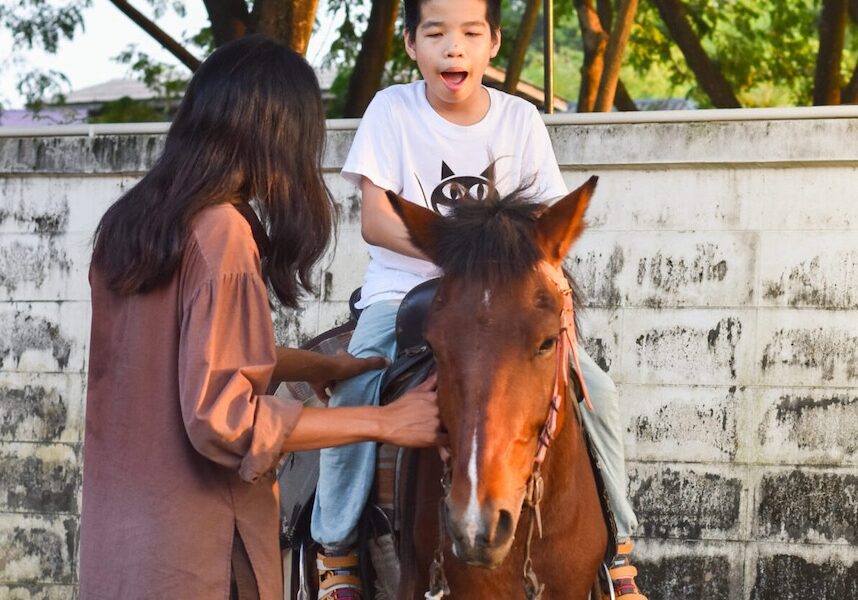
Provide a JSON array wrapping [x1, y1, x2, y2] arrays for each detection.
[[1, 113, 856, 598]]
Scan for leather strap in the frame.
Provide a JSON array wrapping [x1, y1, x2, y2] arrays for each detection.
[[609, 565, 639, 579], [234, 201, 271, 260], [317, 554, 359, 570], [318, 574, 362, 590]]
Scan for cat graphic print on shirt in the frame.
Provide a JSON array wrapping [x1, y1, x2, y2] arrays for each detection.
[[342, 80, 567, 308]]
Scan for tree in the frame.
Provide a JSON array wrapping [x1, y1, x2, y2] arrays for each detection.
[[629, 0, 858, 108], [648, 0, 740, 108], [1, 0, 321, 112], [504, 0, 541, 93], [815, 0, 848, 104], [341, 0, 399, 118], [9, 0, 858, 120]]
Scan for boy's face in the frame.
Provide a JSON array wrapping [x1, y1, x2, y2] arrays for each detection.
[[405, 0, 500, 114]]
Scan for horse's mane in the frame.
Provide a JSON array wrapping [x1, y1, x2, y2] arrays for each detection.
[[432, 184, 544, 281]]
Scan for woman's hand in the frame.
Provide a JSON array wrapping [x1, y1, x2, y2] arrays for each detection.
[[377, 374, 446, 447], [280, 373, 445, 453]]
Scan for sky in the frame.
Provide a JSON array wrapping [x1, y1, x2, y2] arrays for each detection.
[[1, 0, 339, 109]]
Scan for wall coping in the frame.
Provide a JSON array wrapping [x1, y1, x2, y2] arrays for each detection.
[[4, 104, 858, 138]]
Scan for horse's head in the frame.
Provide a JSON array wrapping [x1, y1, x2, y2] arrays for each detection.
[[387, 176, 597, 568]]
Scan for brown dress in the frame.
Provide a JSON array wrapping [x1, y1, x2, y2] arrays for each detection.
[[80, 203, 303, 600]]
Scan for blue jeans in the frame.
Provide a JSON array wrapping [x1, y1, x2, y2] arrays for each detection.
[[311, 300, 639, 547], [311, 300, 400, 549], [577, 348, 639, 540]]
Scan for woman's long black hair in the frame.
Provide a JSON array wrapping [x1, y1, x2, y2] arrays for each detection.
[[92, 35, 334, 308]]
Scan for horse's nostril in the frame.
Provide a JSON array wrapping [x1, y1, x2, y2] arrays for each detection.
[[479, 509, 514, 547], [494, 509, 514, 545]]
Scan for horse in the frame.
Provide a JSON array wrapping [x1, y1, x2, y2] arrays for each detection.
[[386, 176, 609, 600]]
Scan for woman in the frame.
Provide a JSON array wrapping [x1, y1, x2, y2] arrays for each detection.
[[78, 35, 441, 600]]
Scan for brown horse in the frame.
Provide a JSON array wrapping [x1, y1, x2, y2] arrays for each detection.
[[387, 177, 608, 600]]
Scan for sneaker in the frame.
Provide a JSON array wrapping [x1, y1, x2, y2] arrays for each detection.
[[608, 540, 647, 599], [317, 548, 362, 600]]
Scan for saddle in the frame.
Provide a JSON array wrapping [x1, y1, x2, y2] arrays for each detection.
[[277, 280, 618, 598], [276, 281, 438, 599]]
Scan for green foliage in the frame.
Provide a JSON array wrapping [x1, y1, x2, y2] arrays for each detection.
[[16, 68, 70, 110], [0, 0, 90, 52], [88, 96, 166, 123], [100, 0, 214, 122], [518, 5, 584, 101], [629, 0, 858, 107], [7, 0, 858, 119], [113, 45, 189, 100]]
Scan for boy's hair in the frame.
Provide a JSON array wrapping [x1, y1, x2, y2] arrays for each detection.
[[403, 0, 501, 40]]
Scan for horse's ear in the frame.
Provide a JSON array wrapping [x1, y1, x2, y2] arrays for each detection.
[[385, 191, 443, 263], [535, 175, 598, 266]]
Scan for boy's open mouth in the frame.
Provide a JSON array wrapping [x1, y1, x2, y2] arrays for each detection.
[[441, 71, 468, 88]]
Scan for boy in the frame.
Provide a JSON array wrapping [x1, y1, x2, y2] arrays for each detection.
[[312, 1, 647, 598]]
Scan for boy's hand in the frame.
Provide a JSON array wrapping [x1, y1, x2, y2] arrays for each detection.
[[308, 351, 388, 400], [379, 374, 446, 447]]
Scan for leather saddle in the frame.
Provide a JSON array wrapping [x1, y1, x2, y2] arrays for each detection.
[[277, 281, 439, 597]]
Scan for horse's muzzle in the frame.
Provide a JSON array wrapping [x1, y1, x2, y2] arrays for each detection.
[[444, 499, 518, 568]]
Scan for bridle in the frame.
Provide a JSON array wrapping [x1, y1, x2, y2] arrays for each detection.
[[425, 261, 591, 600]]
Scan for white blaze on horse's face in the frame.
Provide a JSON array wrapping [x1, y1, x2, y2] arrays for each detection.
[[433, 278, 559, 568], [463, 430, 481, 547]]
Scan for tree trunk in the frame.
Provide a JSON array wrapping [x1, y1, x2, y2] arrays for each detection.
[[342, 0, 399, 117], [651, 0, 741, 108], [596, 0, 613, 30], [614, 79, 638, 111], [575, 0, 608, 112], [594, 0, 638, 112], [253, 0, 319, 55], [842, 68, 858, 103], [814, 0, 847, 105], [849, 0, 858, 23], [503, 0, 541, 93], [202, 0, 250, 46]]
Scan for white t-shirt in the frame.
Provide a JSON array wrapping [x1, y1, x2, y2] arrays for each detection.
[[342, 80, 567, 308]]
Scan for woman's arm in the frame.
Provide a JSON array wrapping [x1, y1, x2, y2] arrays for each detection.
[[280, 375, 443, 452]]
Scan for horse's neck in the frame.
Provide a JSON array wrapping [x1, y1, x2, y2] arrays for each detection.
[[541, 401, 593, 522]]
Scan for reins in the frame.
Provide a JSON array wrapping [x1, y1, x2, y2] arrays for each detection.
[[425, 261, 591, 600]]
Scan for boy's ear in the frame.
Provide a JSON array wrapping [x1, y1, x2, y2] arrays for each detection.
[[386, 191, 443, 263], [404, 31, 417, 60], [535, 176, 598, 267], [490, 28, 501, 58]]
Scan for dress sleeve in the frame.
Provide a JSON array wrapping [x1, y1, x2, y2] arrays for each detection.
[[178, 270, 303, 483], [341, 92, 402, 192]]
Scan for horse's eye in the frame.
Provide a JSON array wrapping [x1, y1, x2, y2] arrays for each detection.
[[537, 337, 557, 355]]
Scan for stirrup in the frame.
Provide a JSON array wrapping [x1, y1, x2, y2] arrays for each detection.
[[607, 540, 647, 600], [317, 550, 362, 600]]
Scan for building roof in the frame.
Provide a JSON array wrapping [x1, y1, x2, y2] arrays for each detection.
[[0, 108, 87, 127], [65, 78, 155, 104], [483, 65, 569, 112]]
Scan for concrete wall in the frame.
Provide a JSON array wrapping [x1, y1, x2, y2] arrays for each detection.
[[1, 109, 857, 598]]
